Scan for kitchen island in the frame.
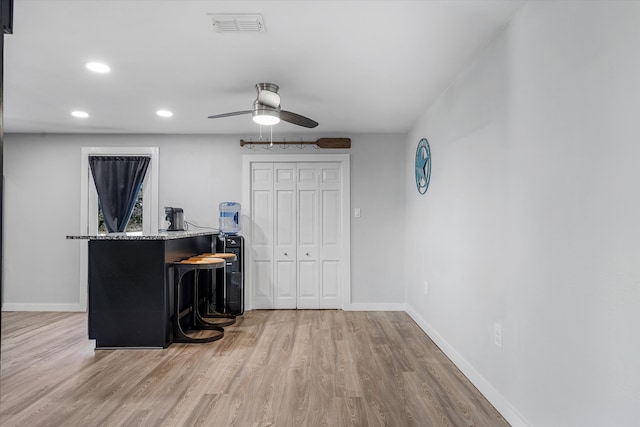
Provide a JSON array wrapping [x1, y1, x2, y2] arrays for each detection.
[[68, 231, 217, 348]]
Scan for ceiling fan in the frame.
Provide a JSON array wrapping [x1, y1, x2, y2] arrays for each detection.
[[207, 83, 318, 128]]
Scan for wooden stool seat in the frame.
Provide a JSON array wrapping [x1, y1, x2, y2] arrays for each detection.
[[177, 257, 225, 265], [196, 253, 237, 260]]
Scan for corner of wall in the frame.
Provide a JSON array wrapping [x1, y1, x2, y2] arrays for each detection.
[[404, 304, 530, 427]]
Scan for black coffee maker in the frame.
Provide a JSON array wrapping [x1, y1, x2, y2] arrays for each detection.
[[164, 207, 184, 231]]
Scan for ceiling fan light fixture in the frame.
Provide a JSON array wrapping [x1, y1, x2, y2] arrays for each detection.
[[252, 110, 280, 126]]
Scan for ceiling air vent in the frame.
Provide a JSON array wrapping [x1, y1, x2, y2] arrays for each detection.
[[209, 14, 265, 33]]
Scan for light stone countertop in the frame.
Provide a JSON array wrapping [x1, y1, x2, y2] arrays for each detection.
[[66, 230, 217, 240]]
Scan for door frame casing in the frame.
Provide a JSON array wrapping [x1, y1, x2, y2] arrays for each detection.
[[242, 154, 351, 310]]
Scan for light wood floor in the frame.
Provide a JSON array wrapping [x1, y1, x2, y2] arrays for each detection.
[[1, 310, 508, 426]]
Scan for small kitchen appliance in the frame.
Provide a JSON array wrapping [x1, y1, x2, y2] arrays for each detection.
[[164, 207, 185, 231]]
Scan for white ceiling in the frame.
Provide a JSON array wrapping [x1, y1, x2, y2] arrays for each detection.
[[3, 0, 524, 136]]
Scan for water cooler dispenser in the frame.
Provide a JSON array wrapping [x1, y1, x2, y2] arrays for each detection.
[[218, 202, 241, 235]]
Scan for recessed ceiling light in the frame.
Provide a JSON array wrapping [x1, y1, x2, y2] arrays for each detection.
[[71, 111, 89, 118], [85, 62, 111, 73], [156, 110, 173, 118]]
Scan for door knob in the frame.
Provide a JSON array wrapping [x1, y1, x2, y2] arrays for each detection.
[[306, 253, 310, 256], [284, 252, 288, 256]]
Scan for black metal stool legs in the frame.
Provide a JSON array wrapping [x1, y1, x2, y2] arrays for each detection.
[[188, 254, 237, 327], [198, 268, 236, 326], [173, 265, 224, 344], [193, 269, 236, 327]]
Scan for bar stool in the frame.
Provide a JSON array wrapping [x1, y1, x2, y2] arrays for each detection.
[[191, 253, 237, 326], [184, 255, 236, 328], [173, 257, 226, 344]]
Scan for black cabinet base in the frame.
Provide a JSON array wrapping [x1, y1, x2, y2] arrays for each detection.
[[88, 235, 213, 348]]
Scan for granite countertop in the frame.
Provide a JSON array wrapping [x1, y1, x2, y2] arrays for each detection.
[[66, 230, 217, 240]]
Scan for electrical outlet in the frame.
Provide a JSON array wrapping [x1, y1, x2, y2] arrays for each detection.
[[424, 280, 429, 295], [354, 207, 361, 218], [494, 323, 503, 349]]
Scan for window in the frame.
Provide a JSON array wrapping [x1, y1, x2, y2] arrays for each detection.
[[80, 147, 159, 235], [97, 187, 143, 233]]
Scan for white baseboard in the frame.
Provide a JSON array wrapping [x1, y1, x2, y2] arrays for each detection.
[[343, 302, 407, 311], [2, 303, 86, 312], [242, 303, 406, 312], [405, 304, 530, 427]]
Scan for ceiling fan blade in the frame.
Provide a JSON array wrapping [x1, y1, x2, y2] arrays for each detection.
[[280, 110, 318, 128], [207, 110, 252, 119]]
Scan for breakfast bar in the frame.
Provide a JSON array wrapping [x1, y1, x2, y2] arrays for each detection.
[[68, 231, 217, 348]]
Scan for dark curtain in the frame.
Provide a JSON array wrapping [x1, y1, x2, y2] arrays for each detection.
[[89, 156, 150, 233]]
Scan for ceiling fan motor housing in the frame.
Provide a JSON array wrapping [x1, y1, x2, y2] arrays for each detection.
[[256, 83, 281, 108], [253, 83, 281, 124]]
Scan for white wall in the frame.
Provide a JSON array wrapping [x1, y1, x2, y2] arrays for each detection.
[[349, 134, 406, 307], [2, 132, 405, 311], [404, 1, 640, 426]]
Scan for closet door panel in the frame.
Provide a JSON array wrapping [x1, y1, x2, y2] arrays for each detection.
[[275, 260, 296, 308], [274, 163, 297, 309], [319, 188, 341, 308], [252, 260, 273, 304], [297, 164, 320, 306], [320, 260, 340, 308], [297, 190, 316, 245], [318, 163, 341, 308], [250, 163, 274, 308], [297, 259, 319, 309]]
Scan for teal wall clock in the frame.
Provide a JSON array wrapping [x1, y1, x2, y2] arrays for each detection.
[[415, 138, 431, 195]]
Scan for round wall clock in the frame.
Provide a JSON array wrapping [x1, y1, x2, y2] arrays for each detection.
[[415, 138, 431, 195]]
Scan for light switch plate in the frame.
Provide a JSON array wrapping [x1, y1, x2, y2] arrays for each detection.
[[354, 208, 361, 218]]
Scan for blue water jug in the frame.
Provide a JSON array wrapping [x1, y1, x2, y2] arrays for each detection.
[[219, 202, 241, 234]]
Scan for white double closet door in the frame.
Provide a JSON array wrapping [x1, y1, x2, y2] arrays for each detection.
[[248, 159, 346, 309]]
